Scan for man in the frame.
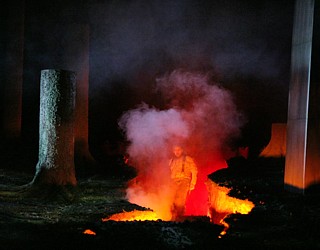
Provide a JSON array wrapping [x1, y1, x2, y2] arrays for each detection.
[[170, 145, 197, 221]]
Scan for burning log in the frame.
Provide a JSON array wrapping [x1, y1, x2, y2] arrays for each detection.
[[32, 69, 76, 186]]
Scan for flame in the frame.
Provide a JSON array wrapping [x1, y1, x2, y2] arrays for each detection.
[[206, 179, 255, 235], [123, 157, 229, 220], [185, 158, 228, 216], [102, 209, 161, 222], [125, 177, 173, 221], [83, 229, 96, 235], [100, 178, 254, 239]]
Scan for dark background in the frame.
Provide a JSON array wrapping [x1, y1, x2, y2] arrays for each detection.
[[0, 0, 294, 169]]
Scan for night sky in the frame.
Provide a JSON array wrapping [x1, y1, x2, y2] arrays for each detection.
[[0, 0, 295, 163]]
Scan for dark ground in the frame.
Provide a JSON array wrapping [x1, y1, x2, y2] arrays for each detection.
[[1, 155, 320, 250]]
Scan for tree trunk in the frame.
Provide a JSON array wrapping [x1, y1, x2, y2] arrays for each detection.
[[33, 69, 76, 186], [2, 0, 24, 139], [54, 24, 96, 172], [69, 24, 96, 171]]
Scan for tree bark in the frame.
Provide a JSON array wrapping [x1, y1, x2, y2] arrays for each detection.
[[54, 24, 96, 172], [69, 24, 96, 171], [2, 0, 24, 139], [33, 69, 76, 186]]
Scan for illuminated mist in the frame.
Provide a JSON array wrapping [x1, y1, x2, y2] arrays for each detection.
[[119, 69, 246, 219]]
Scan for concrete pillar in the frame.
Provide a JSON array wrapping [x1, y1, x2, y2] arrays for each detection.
[[284, 0, 320, 193]]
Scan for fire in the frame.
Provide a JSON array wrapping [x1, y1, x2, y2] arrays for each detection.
[[83, 229, 96, 235], [99, 179, 254, 239], [185, 159, 228, 216], [206, 179, 255, 235], [102, 209, 161, 222]]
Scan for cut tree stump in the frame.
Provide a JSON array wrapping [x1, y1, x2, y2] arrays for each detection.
[[32, 69, 77, 186]]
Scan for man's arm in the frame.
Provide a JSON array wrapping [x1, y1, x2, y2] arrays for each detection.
[[187, 157, 197, 190]]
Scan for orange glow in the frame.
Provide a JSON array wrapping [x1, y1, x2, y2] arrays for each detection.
[[102, 209, 161, 222], [185, 158, 228, 216], [125, 175, 173, 221], [206, 179, 255, 234], [83, 229, 96, 235], [124, 155, 229, 220], [260, 123, 286, 157], [119, 69, 246, 225]]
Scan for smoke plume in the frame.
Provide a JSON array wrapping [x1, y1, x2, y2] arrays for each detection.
[[119, 69, 246, 218]]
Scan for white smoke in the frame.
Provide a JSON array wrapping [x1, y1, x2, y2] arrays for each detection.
[[118, 69, 246, 218], [119, 104, 190, 160]]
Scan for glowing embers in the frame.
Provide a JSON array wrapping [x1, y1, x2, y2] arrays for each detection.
[[83, 229, 96, 235], [206, 179, 255, 235], [102, 209, 160, 222]]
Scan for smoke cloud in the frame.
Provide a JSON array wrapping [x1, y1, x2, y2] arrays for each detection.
[[89, 0, 293, 88], [119, 69, 246, 218]]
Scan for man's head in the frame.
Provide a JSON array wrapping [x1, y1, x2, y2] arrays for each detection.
[[173, 145, 184, 158]]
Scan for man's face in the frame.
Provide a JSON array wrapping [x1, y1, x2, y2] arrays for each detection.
[[173, 146, 183, 158]]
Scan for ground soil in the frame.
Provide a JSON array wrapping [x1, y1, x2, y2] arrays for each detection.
[[1, 157, 320, 249]]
